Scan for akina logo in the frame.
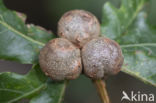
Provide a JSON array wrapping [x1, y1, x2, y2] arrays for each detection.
[[121, 91, 155, 102]]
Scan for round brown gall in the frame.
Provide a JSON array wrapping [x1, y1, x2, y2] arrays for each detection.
[[39, 38, 82, 81], [58, 10, 100, 48], [82, 37, 124, 79]]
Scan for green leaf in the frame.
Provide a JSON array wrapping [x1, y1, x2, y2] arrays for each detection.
[[101, 0, 146, 39], [30, 81, 66, 103], [27, 24, 56, 44], [0, 65, 66, 103], [0, 0, 67, 102], [121, 12, 156, 86], [0, 0, 55, 64], [0, 65, 46, 103], [101, 0, 156, 86]]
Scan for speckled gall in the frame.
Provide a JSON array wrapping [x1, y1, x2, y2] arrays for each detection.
[[82, 37, 124, 79], [39, 38, 82, 81], [58, 10, 100, 48]]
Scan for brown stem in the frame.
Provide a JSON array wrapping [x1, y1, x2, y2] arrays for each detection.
[[93, 79, 110, 103]]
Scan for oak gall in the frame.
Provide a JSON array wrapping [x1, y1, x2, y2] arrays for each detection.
[[82, 37, 124, 79], [58, 10, 100, 48], [39, 38, 82, 81]]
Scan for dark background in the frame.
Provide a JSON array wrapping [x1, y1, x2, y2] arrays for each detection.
[[0, 0, 156, 103]]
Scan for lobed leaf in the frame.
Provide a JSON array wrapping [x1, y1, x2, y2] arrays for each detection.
[[101, 0, 156, 86], [0, 0, 66, 102], [0, 0, 55, 64], [0, 65, 66, 103], [0, 65, 46, 103]]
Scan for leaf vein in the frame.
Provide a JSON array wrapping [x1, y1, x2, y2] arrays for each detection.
[[0, 20, 45, 46], [0, 88, 23, 94], [7, 84, 46, 103], [121, 43, 156, 48]]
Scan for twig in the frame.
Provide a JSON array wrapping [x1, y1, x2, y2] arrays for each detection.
[[93, 79, 110, 103]]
